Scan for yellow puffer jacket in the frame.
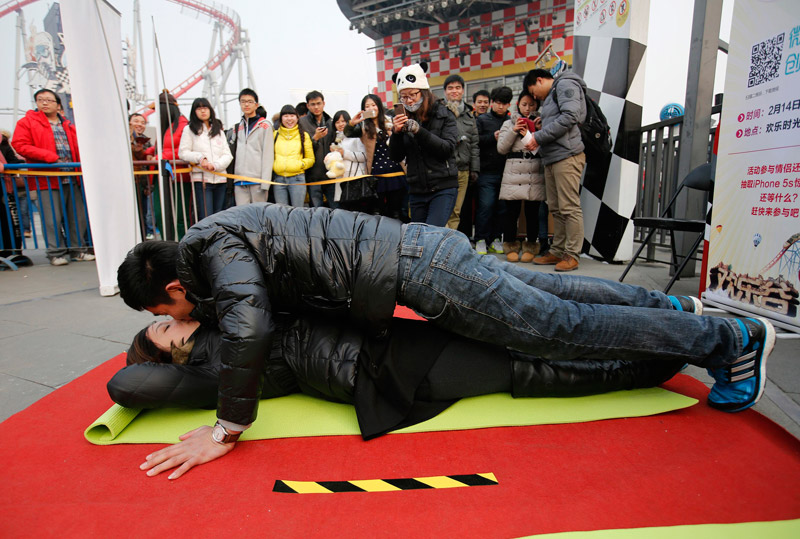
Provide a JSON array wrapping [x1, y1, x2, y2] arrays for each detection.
[[273, 125, 315, 177]]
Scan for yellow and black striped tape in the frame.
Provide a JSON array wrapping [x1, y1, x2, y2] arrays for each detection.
[[273, 473, 497, 493]]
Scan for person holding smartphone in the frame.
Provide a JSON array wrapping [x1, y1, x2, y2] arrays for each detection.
[[496, 90, 550, 262], [389, 63, 458, 227], [298, 91, 336, 208], [345, 94, 407, 220]]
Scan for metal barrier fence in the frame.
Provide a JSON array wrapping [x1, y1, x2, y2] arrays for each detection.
[[0, 160, 214, 269], [1, 163, 93, 268], [635, 105, 721, 260]]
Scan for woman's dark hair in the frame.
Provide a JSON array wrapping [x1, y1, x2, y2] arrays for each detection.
[[126, 326, 172, 365], [517, 90, 539, 115], [406, 89, 437, 124], [332, 110, 351, 131], [159, 102, 182, 136], [117, 240, 180, 311], [359, 94, 387, 140], [188, 97, 222, 138]]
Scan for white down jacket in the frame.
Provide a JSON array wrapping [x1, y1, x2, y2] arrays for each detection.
[[496, 113, 545, 201], [178, 123, 234, 184]]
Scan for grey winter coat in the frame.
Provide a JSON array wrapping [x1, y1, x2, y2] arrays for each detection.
[[448, 101, 480, 173], [497, 113, 545, 201], [533, 72, 587, 166], [234, 116, 275, 188]]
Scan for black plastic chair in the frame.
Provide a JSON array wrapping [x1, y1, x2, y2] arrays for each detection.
[[619, 163, 714, 293]]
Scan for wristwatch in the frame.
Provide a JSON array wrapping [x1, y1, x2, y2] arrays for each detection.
[[211, 421, 241, 444]]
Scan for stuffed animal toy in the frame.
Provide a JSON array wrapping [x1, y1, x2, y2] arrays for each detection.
[[323, 150, 346, 179]]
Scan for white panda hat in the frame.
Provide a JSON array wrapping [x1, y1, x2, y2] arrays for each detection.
[[392, 62, 430, 91]]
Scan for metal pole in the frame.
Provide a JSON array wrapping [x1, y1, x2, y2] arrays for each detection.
[[134, 0, 148, 104], [674, 0, 722, 277], [13, 10, 24, 128]]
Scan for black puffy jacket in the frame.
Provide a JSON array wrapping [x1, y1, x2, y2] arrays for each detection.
[[108, 316, 684, 438], [389, 100, 458, 194], [177, 203, 404, 425]]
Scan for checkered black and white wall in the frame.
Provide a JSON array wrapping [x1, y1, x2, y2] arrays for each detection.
[[573, 0, 649, 262]]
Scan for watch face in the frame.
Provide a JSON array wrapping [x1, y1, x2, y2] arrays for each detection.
[[212, 424, 225, 443]]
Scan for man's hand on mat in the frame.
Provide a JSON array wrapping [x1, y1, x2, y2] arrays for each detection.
[[139, 425, 234, 480]]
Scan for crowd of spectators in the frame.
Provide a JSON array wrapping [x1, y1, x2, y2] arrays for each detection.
[[2, 64, 591, 271]]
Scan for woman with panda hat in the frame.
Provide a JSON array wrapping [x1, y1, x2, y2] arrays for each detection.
[[389, 63, 459, 227]]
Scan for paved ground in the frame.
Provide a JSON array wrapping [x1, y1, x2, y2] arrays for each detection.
[[1, 247, 798, 439]]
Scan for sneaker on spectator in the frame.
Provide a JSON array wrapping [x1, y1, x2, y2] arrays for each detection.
[[475, 239, 488, 255], [489, 239, 504, 254], [707, 317, 775, 412], [50, 257, 69, 266], [72, 252, 96, 262], [24, 230, 32, 238], [145, 233, 155, 240], [668, 295, 703, 315]]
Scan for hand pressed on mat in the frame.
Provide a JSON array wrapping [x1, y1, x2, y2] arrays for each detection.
[[140, 425, 234, 480]]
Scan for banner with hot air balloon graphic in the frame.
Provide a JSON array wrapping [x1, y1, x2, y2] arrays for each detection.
[[703, 0, 800, 331]]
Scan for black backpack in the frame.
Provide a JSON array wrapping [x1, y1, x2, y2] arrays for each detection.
[[553, 78, 612, 164]]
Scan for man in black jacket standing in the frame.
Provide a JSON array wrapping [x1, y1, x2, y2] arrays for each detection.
[[474, 86, 512, 255], [117, 204, 775, 479], [298, 90, 335, 208]]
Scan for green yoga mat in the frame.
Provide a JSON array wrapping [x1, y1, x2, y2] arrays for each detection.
[[524, 519, 800, 538], [85, 387, 696, 445]]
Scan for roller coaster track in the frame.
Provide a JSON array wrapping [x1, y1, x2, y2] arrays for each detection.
[[2, 0, 242, 117], [761, 232, 800, 274], [138, 0, 241, 116], [0, 0, 37, 20]]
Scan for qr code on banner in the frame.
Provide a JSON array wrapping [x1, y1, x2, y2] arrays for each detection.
[[748, 32, 785, 88]]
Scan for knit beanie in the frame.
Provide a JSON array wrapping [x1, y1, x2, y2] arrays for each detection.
[[392, 63, 430, 92]]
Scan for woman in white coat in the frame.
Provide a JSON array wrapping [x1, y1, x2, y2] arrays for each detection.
[[179, 98, 233, 221], [497, 91, 549, 262]]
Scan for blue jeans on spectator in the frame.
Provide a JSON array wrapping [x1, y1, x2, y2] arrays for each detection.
[[396, 223, 741, 368], [475, 172, 505, 243], [194, 183, 227, 221], [273, 174, 307, 207], [309, 182, 338, 209], [409, 187, 457, 227]]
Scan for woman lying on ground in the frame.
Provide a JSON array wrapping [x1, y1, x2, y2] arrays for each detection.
[[110, 315, 684, 441]]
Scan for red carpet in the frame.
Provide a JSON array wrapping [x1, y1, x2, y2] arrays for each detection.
[[2, 353, 799, 537]]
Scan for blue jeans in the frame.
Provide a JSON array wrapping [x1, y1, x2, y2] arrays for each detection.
[[273, 174, 307, 207], [475, 172, 505, 243], [309, 182, 338, 209], [396, 223, 741, 368], [409, 187, 457, 227], [193, 183, 227, 221]]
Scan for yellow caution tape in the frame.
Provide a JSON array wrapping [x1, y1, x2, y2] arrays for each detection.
[[273, 473, 498, 493]]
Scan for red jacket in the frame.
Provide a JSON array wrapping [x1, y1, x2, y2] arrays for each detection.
[[144, 116, 188, 161], [11, 110, 81, 189]]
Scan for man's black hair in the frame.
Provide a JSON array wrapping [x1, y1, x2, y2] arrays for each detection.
[[489, 86, 513, 105], [472, 89, 490, 102], [117, 241, 180, 311], [238, 88, 258, 102], [33, 88, 58, 102], [305, 90, 324, 103], [523, 69, 554, 90], [443, 74, 465, 90], [296, 102, 309, 116]]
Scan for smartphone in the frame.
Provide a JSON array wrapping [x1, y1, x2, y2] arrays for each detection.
[[393, 103, 405, 117], [363, 109, 377, 119], [316, 126, 327, 131]]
